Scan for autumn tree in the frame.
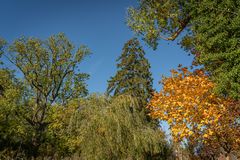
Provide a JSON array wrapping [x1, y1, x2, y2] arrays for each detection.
[[148, 68, 240, 158], [2, 33, 90, 157], [127, 0, 240, 99], [107, 38, 154, 109]]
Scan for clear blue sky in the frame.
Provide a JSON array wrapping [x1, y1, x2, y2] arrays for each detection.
[[0, 0, 194, 93]]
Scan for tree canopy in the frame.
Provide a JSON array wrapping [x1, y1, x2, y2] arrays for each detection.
[[148, 67, 240, 157], [1, 33, 90, 157], [127, 0, 240, 99]]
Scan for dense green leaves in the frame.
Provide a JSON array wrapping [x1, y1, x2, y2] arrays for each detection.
[[0, 69, 27, 158], [190, 0, 240, 99], [127, 0, 240, 99]]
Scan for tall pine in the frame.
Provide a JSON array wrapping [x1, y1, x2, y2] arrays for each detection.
[[107, 38, 153, 109]]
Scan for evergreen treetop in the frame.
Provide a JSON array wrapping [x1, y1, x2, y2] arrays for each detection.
[[107, 38, 154, 107]]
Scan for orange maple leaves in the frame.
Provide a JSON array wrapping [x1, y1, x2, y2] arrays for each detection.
[[148, 67, 240, 151]]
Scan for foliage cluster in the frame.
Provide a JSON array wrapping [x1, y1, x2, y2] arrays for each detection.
[[128, 0, 240, 99], [148, 68, 240, 158]]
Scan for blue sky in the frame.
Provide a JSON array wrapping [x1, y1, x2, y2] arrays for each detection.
[[0, 0, 194, 93]]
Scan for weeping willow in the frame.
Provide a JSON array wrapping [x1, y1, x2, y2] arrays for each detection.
[[48, 94, 172, 159]]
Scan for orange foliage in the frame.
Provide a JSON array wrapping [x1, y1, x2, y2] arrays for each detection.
[[148, 67, 240, 152]]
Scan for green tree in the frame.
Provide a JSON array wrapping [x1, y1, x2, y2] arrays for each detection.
[[0, 68, 27, 158], [127, 0, 240, 99], [2, 33, 90, 157], [107, 38, 154, 108], [48, 94, 173, 159]]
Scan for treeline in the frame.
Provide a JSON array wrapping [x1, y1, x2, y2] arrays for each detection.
[[0, 0, 240, 159], [0, 35, 173, 159]]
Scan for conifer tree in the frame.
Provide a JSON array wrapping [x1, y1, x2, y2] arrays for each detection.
[[107, 38, 153, 108]]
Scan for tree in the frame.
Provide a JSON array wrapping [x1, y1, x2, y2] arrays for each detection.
[[127, 0, 240, 99], [2, 33, 90, 157], [148, 67, 240, 158], [0, 68, 27, 158], [48, 94, 173, 159], [107, 38, 154, 108]]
